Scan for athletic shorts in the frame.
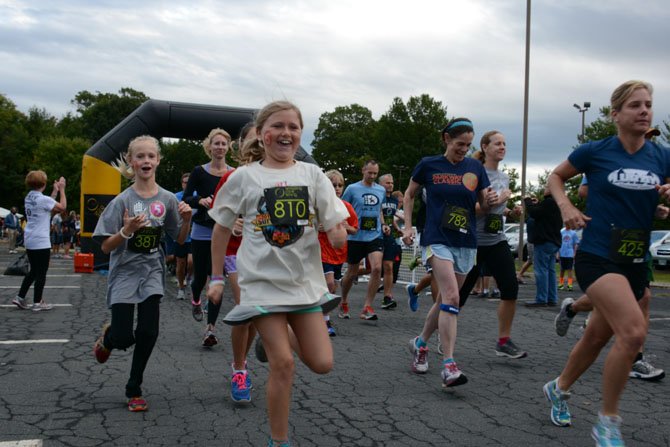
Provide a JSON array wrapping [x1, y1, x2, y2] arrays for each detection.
[[174, 241, 191, 258], [382, 237, 401, 262], [560, 257, 574, 270], [424, 244, 476, 275], [575, 251, 647, 301], [347, 238, 384, 264], [224, 255, 237, 275], [322, 262, 343, 280]]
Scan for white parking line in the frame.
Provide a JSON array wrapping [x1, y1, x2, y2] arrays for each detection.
[[0, 441, 43, 447], [0, 286, 80, 289], [0, 304, 72, 308], [0, 340, 68, 345], [650, 317, 670, 321]]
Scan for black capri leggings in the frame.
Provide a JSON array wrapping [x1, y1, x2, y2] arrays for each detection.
[[19, 248, 51, 303], [459, 240, 519, 307]]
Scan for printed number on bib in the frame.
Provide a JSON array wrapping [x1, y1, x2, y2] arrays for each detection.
[[485, 214, 503, 234], [264, 186, 309, 226], [609, 228, 649, 264], [361, 216, 378, 231], [128, 226, 162, 254], [441, 205, 469, 234]]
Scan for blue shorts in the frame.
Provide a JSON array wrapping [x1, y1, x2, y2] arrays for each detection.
[[424, 244, 476, 275], [322, 262, 343, 280]]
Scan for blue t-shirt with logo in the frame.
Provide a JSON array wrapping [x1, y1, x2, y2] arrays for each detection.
[[342, 181, 386, 242], [411, 155, 490, 248], [559, 228, 579, 258], [568, 136, 670, 259]]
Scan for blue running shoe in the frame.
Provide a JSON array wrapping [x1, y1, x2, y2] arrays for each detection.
[[543, 378, 571, 427], [268, 438, 291, 446], [406, 284, 419, 312], [231, 371, 251, 403], [592, 413, 624, 447]]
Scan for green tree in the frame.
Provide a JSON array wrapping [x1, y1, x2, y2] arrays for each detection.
[[374, 94, 447, 191], [0, 95, 33, 209], [72, 87, 149, 142], [311, 104, 377, 184], [582, 106, 616, 143], [33, 136, 90, 213], [156, 139, 210, 193]]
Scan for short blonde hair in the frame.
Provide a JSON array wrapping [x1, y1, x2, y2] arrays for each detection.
[[325, 169, 344, 184], [25, 170, 47, 190], [113, 135, 161, 180], [202, 128, 232, 159], [611, 80, 653, 112]]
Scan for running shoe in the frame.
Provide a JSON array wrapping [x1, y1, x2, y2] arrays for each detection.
[[381, 296, 397, 310], [408, 256, 421, 271], [176, 288, 186, 300], [558, 284, 564, 291], [555, 297, 575, 337], [12, 296, 28, 310], [406, 284, 419, 312], [495, 339, 527, 359], [326, 320, 336, 337], [192, 301, 203, 322], [592, 413, 624, 447], [377, 285, 384, 293], [359, 306, 378, 321], [409, 337, 428, 374], [491, 289, 501, 298], [202, 330, 218, 347], [128, 396, 148, 412], [231, 371, 251, 403], [93, 323, 111, 364], [566, 285, 573, 291], [542, 378, 571, 427], [441, 361, 468, 388], [31, 301, 53, 312], [338, 303, 350, 319], [254, 337, 268, 363], [267, 438, 291, 447], [629, 357, 665, 381]]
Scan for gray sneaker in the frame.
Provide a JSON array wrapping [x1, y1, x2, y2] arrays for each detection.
[[555, 297, 575, 337], [495, 339, 527, 359], [12, 296, 28, 310], [629, 356, 665, 381], [31, 301, 54, 312]]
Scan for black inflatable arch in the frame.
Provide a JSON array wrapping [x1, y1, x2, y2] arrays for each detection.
[[80, 99, 315, 263]]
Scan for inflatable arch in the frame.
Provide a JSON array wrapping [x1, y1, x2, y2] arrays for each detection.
[[80, 99, 316, 263]]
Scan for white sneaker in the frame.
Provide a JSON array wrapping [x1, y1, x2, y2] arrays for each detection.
[[12, 296, 28, 310], [409, 337, 429, 374], [31, 301, 54, 312], [176, 288, 186, 300]]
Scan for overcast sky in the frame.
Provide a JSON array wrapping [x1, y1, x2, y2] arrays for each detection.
[[2, 0, 670, 182]]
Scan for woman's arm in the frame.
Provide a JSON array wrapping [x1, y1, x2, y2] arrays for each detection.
[[548, 160, 590, 229]]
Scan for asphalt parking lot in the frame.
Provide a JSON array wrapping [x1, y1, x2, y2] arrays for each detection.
[[0, 246, 668, 447]]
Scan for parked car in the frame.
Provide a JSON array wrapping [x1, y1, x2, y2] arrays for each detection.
[[505, 223, 528, 259], [649, 230, 670, 268]]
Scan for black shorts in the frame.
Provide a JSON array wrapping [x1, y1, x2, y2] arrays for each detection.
[[559, 257, 574, 270], [382, 237, 401, 262], [347, 239, 384, 265], [575, 251, 647, 301], [174, 242, 191, 258], [459, 240, 518, 306]]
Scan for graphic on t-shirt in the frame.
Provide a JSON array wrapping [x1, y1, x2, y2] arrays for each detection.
[[149, 201, 166, 219], [462, 172, 479, 191], [133, 201, 146, 216], [252, 196, 309, 248], [608, 169, 660, 190], [362, 193, 380, 206]]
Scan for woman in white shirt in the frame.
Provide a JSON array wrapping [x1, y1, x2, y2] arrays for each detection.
[[13, 171, 66, 311]]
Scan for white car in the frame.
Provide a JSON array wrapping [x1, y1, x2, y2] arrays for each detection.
[[649, 230, 670, 267], [504, 223, 528, 259]]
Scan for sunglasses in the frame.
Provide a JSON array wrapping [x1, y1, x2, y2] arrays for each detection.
[[332, 183, 344, 187]]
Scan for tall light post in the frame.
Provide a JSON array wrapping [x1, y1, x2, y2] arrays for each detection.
[[573, 101, 591, 143]]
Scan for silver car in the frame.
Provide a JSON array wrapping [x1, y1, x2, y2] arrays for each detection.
[[649, 230, 670, 267]]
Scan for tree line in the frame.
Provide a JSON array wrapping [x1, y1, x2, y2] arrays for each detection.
[[1, 89, 669, 228]]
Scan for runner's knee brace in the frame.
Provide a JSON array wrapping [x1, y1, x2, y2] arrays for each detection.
[[439, 303, 459, 315]]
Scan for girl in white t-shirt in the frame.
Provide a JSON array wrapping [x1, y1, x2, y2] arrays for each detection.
[[13, 171, 66, 311], [92, 135, 192, 412], [207, 101, 348, 447]]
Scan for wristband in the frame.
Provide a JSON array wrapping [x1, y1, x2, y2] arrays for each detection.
[[210, 275, 225, 281], [209, 279, 225, 287], [119, 227, 134, 239]]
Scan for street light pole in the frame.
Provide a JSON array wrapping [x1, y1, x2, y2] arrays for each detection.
[[573, 102, 591, 143]]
